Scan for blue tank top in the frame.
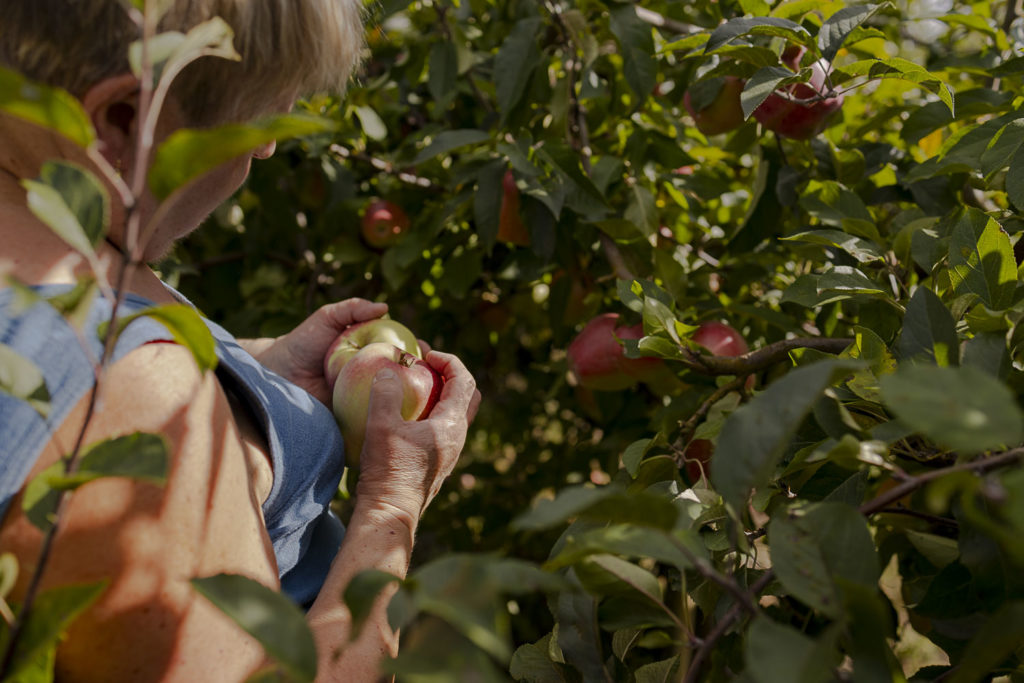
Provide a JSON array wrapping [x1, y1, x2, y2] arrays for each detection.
[[0, 284, 346, 607]]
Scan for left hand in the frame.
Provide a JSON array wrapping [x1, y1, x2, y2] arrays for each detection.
[[242, 298, 388, 405]]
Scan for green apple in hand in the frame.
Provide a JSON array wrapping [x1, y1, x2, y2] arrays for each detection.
[[324, 318, 421, 387]]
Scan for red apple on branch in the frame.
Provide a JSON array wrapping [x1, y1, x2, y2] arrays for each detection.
[[361, 199, 410, 248], [497, 170, 531, 246], [683, 76, 747, 136], [324, 319, 422, 388], [567, 313, 664, 391], [692, 321, 749, 358], [753, 47, 844, 140], [331, 342, 443, 468]]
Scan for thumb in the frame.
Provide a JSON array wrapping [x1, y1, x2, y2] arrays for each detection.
[[365, 368, 404, 427]]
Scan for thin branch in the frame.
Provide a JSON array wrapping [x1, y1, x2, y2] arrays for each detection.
[[678, 337, 853, 375], [672, 376, 747, 456], [859, 448, 1024, 516], [683, 571, 773, 683], [434, 3, 494, 114]]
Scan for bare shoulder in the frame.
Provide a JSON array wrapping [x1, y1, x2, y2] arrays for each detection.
[[1, 342, 278, 682]]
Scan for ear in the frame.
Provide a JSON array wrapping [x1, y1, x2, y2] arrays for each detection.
[[81, 74, 141, 169]]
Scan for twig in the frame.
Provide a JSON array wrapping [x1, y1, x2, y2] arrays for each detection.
[[678, 337, 853, 375], [434, 3, 494, 114], [859, 448, 1024, 516], [328, 144, 442, 191], [876, 507, 959, 529], [672, 376, 747, 458], [683, 571, 773, 683]]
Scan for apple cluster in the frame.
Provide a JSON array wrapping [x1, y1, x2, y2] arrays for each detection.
[[566, 315, 751, 483], [324, 319, 442, 467], [682, 46, 844, 140]]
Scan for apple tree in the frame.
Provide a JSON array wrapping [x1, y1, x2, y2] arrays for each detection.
[[2, 0, 1014, 679]]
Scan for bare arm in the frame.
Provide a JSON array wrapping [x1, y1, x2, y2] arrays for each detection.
[[306, 350, 480, 680]]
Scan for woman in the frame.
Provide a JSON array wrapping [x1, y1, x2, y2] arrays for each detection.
[[0, 1, 479, 680]]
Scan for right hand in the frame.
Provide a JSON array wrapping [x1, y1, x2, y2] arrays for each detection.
[[354, 349, 480, 522]]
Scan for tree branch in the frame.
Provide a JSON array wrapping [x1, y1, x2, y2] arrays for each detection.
[[678, 337, 853, 375], [859, 448, 1024, 516], [683, 571, 773, 683]]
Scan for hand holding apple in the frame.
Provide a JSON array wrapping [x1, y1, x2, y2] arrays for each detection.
[[332, 342, 443, 468], [350, 349, 480, 519]]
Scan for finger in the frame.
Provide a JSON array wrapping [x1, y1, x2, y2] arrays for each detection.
[[423, 351, 477, 422], [417, 339, 432, 357], [467, 388, 482, 424], [315, 299, 389, 335], [364, 368, 406, 431]]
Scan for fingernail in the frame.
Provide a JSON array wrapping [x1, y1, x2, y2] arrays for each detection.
[[374, 369, 397, 383]]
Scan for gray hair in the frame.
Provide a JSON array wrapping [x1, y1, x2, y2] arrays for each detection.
[[0, 0, 364, 125]]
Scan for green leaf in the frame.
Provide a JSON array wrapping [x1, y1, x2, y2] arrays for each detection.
[[879, 365, 1024, 455], [353, 105, 387, 141], [546, 525, 704, 573], [428, 42, 458, 105], [634, 657, 680, 683], [0, 67, 95, 147], [2, 582, 107, 680], [1006, 143, 1024, 211], [947, 601, 1024, 683], [705, 17, 811, 54], [768, 515, 841, 617], [22, 162, 110, 258], [622, 439, 652, 477], [512, 486, 678, 531], [624, 185, 658, 238], [473, 161, 505, 249], [494, 18, 542, 123], [711, 360, 864, 510], [609, 6, 657, 99], [815, 266, 886, 297], [574, 554, 662, 600], [769, 504, 879, 620], [510, 635, 570, 683], [539, 142, 605, 206], [0, 344, 51, 418], [150, 113, 336, 199], [898, 287, 959, 366], [745, 617, 835, 683], [23, 432, 169, 532], [961, 331, 1010, 380], [107, 304, 218, 372], [343, 569, 402, 641], [412, 129, 491, 165], [818, 4, 886, 64], [741, 67, 798, 118], [947, 210, 1016, 310], [979, 119, 1024, 177], [782, 229, 884, 263], [799, 181, 880, 242], [0, 552, 18, 599], [192, 574, 317, 683], [130, 18, 238, 87], [842, 326, 895, 402]]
